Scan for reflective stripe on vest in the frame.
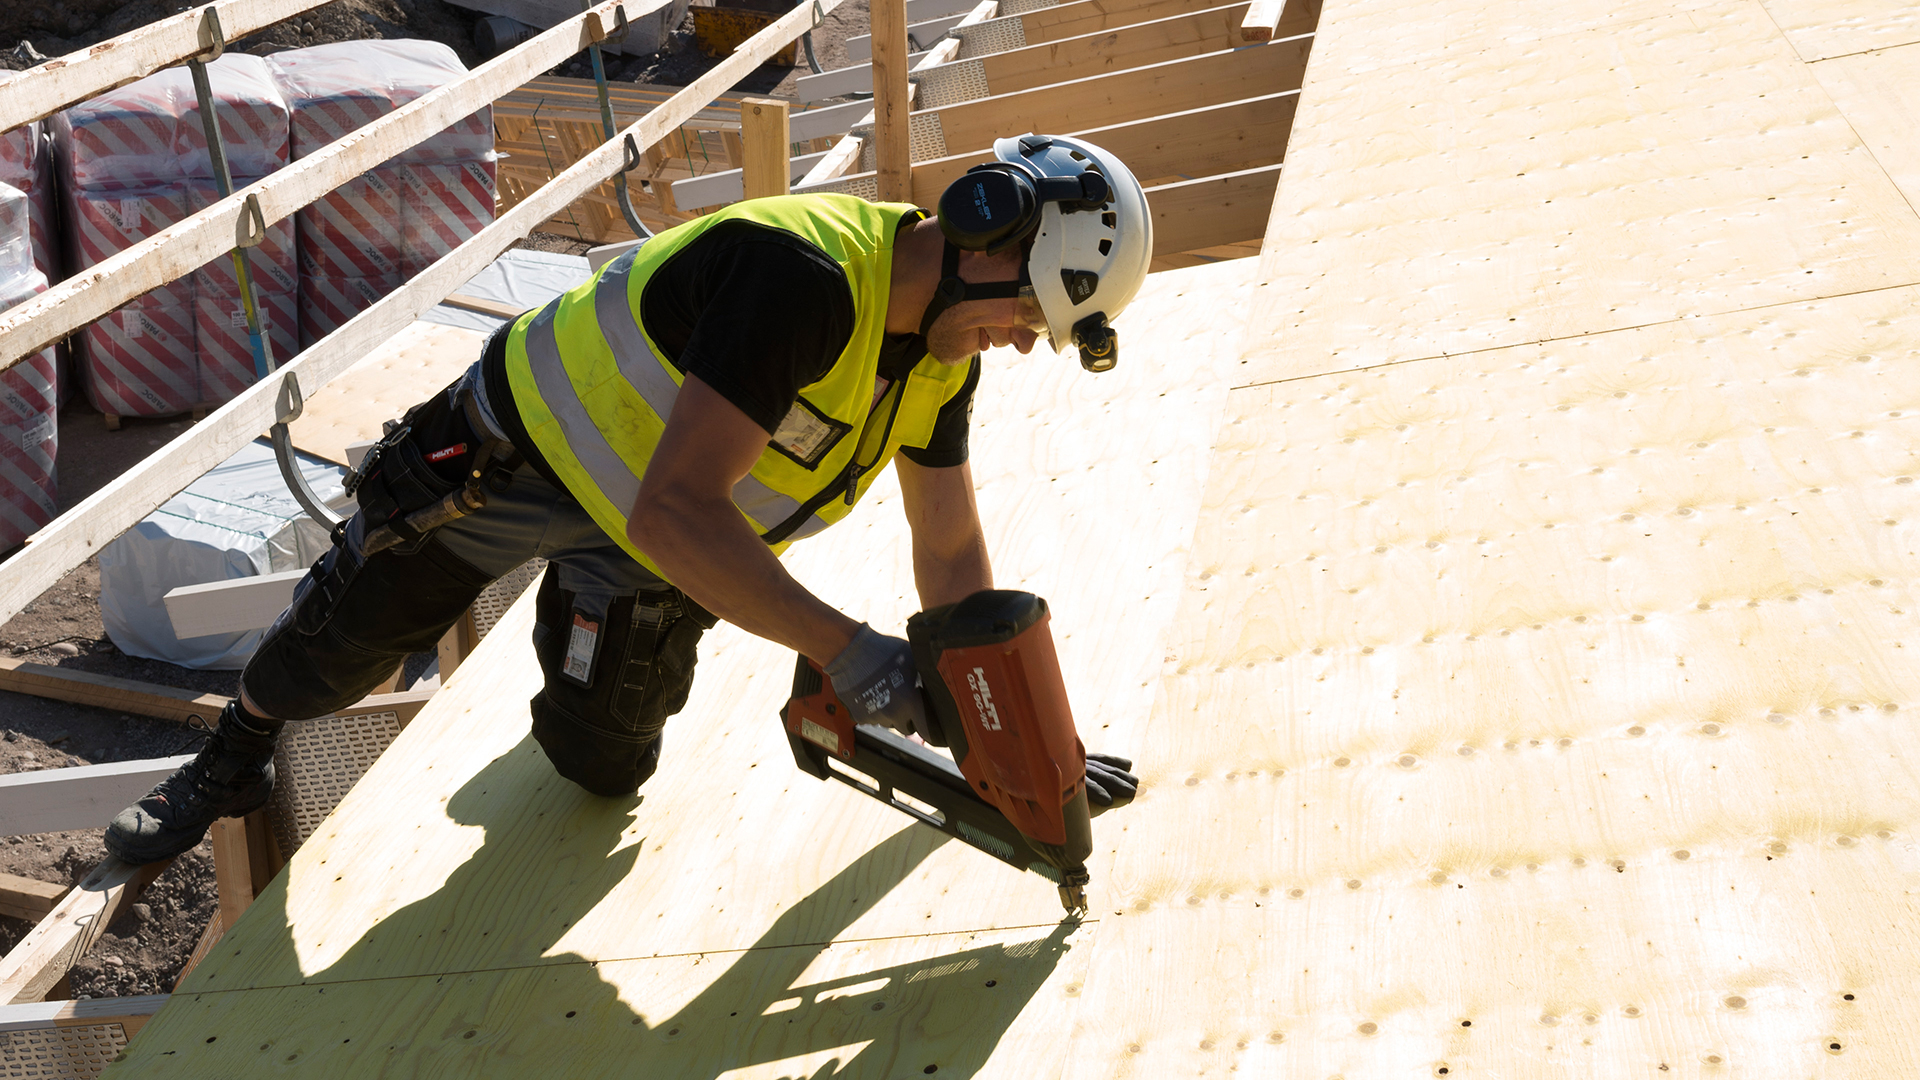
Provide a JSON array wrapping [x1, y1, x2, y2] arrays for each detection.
[[520, 249, 832, 541]]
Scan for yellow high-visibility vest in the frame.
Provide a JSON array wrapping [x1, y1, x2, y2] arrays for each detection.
[[503, 194, 974, 580]]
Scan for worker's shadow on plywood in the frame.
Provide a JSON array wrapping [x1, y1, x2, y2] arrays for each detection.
[[271, 737, 1073, 1077], [635, 836, 1079, 1079]]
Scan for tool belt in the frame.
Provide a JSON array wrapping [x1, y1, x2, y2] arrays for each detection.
[[344, 377, 524, 556]]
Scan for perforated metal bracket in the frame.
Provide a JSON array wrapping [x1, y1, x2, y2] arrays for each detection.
[[196, 6, 226, 62]]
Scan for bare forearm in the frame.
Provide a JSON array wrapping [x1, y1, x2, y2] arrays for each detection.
[[631, 498, 858, 664], [913, 532, 992, 609]]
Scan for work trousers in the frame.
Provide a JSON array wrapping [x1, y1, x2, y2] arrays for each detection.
[[243, 371, 716, 797]]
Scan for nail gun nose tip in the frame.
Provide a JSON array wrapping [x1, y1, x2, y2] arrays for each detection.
[[1058, 884, 1089, 915]]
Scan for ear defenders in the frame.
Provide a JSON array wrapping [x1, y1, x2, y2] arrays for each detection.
[[936, 160, 1113, 254]]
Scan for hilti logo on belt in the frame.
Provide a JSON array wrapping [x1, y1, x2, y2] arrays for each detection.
[[968, 667, 1003, 731]]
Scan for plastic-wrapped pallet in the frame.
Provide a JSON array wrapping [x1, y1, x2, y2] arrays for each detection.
[[0, 182, 59, 550], [1, 72, 69, 409], [52, 54, 294, 418], [265, 42, 496, 347]]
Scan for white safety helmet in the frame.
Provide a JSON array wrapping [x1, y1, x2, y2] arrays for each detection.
[[930, 133, 1154, 371]]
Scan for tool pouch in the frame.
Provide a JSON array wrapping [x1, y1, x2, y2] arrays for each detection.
[[528, 567, 717, 796], [352, 388, 471, 538]]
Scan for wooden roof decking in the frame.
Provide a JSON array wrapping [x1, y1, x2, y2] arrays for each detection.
[[100, 0, 1920, 1076]]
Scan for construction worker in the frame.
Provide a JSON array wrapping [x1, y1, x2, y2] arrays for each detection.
[[105, 133, 1148, 865]]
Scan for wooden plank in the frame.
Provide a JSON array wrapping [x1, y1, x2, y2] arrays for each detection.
[[871, 0, 914, 201], [0, 658, 228, 726], [0, 0, 328, 136], [931, 38, 1308, 153], [1008, 0, 1287, 45], [796, 132, 866, 187], [668, 147, 832, 209], [0, 858, 167, 1005], [1239, 0, 1284, 40], [0, 0, 672, 366], [284, 322, 488, 466], [888, 91, 1299, 202], [208, 818, 254, 933], [1144, 163, 1281, 255], [0, 755, 196, 839], [956, 4, 1275, 102], [0, 873, 68, 923], [792, 49, 932, 102], [846, 11, 970, 60], [163, 568, 305, 640], [440, 292, 530, 320], [739, 97, 792, 199], [0, 992, 168, 1035]]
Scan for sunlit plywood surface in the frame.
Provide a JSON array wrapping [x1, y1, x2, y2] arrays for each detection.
[[1245, 0, 1920, 384], [105, 258, 1260, 1076], [1812, 40, 1920, 211], [1761, 0, 1920, 61], [1062, 287, 1920, 1077]]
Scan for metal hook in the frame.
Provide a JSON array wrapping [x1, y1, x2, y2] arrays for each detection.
[[197, 6, 225, 63], [811, 0, 825, 28], [275, 369, 305, 424], [607, 4, 630, 44], [236, 192, 266, 248], [621, 133, 643, 173]]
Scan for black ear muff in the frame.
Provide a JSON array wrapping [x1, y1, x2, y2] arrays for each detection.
[[938, 164, 1040, 254]]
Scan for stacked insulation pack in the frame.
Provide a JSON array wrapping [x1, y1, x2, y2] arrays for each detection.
[[54, 55, 296, 417], [0, 75, 60, 310], [2, 72, 68, 408], [265, 42, 496, 347], [0, 183, 59, 548]]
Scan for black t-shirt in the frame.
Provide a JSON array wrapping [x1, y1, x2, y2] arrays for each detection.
[[641, 218, 976, 468], [486, 218, 977, 480]]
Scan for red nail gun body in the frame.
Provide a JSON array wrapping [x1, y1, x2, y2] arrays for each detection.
[[782, 590, 1095, 912]]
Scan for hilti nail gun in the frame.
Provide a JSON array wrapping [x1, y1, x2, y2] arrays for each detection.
[[782, 590, 1099, 914]]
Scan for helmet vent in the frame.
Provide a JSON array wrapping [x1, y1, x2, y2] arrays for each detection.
[[1102, 211, 1117, 229], [1099, 238, 1112, 255], [1069, 150, 1087, 161]]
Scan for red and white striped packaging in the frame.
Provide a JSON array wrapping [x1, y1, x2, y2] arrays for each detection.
[[52, 54, 288, 190], [299, 273, 402, 349], [188, 177, 298, 296], [266, 41, 493, 164], [79, 298, 200, 417], [0, 80, 56, 284], [398, 160, 496, 276], [195, 282, 299, 401], [64, 186, 195, 308], [0, 230, 57, 548], [296, 168, 407, 279], [0, 183, 28, 278]]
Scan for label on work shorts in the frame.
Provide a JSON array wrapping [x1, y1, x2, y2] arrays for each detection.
[[799, 717, 841, 755], [563, 614, 599, 684], [426, 443, 467, 463]]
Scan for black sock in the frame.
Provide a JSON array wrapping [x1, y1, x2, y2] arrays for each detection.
[[224, 698, 280, 739]]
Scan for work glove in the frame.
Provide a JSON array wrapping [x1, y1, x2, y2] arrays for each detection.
[[1085, 752, 1138, 814], [826, 623, 935, 741]]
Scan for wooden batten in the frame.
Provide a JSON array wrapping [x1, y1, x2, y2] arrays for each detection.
[[0, 0, 330, 136], [0, 859, 167, 1005]]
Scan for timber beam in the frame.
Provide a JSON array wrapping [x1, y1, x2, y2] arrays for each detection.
[[0, 0, 329, 137]]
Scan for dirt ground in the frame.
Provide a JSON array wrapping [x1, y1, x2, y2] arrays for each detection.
[[0, 0, 868, 1005]]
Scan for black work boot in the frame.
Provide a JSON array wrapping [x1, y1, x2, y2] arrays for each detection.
[[105, 701, 278, 864]]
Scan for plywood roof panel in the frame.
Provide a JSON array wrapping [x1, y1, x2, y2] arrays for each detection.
[[1060, 286, 1920, 1078], [1759, 0, 1920, 61], [1244, 0, 1920, 384], [1811, 41, 1920, 211]]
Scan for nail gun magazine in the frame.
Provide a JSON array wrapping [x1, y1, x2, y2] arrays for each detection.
[[781, 589, 1135, 915]]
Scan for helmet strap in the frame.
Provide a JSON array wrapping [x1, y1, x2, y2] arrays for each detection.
[[918, 239, 1026, 338]]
